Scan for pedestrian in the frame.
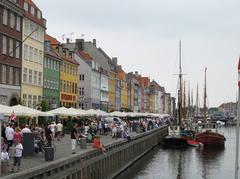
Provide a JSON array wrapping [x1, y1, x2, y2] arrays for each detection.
[[50, 122, 56, 140], [13, 127, 23, 144], [11, 140, 23, 172], [5, 124, 14, 152], [21, 124, 31, 133], [45, 124, 52, 147], [56, 121, 63, 141], [92, 135, 106, 153], [71, 123, 78, 154]]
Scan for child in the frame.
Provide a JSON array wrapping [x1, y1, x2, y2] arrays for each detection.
[[92, 135, 106, 153], [11, 140, 23, 172]]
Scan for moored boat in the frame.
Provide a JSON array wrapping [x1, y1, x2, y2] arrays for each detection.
[[196, 123, 226, 146], [163, 126, 188, 149]]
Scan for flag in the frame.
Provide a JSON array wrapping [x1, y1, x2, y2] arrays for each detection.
[[10, 111, 16, 121]]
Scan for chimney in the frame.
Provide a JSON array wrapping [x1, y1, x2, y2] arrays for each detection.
[[93, 39, 96, 46], [66, 38, 70, 44], [112, 57, 118, 65], [75, 39, 84, 51]]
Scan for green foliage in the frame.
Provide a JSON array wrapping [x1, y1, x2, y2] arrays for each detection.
[[40, 100, 49, 112]]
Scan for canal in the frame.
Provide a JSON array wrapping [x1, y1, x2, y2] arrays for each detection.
[[116, 126, 236, 179]]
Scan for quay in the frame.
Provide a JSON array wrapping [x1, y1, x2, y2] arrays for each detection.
[[2, 126, 167, 179]]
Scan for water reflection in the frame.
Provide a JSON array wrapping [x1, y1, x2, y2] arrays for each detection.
[[116, 127, 233, 179], [196, 146, 225, 179]]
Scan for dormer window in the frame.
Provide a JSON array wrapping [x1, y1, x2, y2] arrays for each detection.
[[30, 6, 35, 16], [24, 2, 28, 11], [37, 10, 41, 19]]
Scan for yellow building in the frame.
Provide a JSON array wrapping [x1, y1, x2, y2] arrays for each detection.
[[117, 66, 128, 110], [59, 48, 78, 108], [108, 71, 116, 112], [21, 1, 46, 109]]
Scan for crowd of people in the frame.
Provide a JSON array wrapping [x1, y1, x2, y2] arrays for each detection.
[[0, 116, 168, 173]]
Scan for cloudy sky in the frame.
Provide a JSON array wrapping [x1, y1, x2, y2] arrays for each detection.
[[35, 0, 239, 107]]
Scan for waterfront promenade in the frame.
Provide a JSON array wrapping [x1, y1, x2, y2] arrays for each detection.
[[2, 131, 140, 178]]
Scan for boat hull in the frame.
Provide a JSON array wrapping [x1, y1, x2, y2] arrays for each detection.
[[196, 131, 225, 146], [163, 137, 188, 149]]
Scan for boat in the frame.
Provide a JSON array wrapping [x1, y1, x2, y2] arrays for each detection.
[[195, 68, 226, 147], [163, 126, 188, 149], [187, 139, 202, 147], [163, 41, 188, 149]]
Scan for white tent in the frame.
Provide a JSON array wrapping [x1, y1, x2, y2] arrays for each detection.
[[10, 105, 44, 117], [48, 107, 87, 117], [68, 107, 86, 116], [110, 111, 127, 117], [85, 109, 110, 117], [0, 104, 12, 116]]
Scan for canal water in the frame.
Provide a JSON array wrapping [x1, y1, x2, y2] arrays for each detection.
[[116, 126, 237, 179]]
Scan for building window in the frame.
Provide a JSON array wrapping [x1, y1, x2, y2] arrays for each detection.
[[10, 13, 15, 29], [23, 68, 27, 83], [8, 67, 13, 84], [29, 46, 33, 61], [33, 71, 37, 84], [24, 20, 29, 35], [16, 16, 21, 31], [22, 94, 27, 106], [34, 48, 38, 63], [9, 39, 13, 57], [39, 50, 43, 64], [33, 95, 37, 109], [2, 36, 7, 55], [28, 69, 32, 83], [38, 96, 41, 104], [37, 10, 41, 19], [15, 69, 20, 85], [28, 95, 32, 108], [15, 41, 20, 59], [24, 44, 28, 60], [30, 6, 35, 16], [38, 72, 42, 86], [1, 65, 7, 83], [24, 2, 28, 11], [3, 9, 8, 25]]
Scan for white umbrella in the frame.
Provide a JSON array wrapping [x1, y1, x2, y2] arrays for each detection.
[[10, 104, 43, 117], [86, 109, 110, 117], [48, 107, 71, 116], [110, 111, 127, 117], [69, 107, 86, 116], [0, 104, 12, 116]]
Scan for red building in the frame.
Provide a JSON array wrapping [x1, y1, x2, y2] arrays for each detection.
[[0, 0, 24, 105]]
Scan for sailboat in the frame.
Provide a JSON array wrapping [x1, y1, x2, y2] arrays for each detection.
[[195, 68, 226, 146], [163, 40, 188, 149]]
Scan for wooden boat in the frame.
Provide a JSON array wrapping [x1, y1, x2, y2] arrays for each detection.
[[196, 123, 226, 146], [163, 126, 188, 149], [195, 68, 226, 147], [163, 41, 188, 149]]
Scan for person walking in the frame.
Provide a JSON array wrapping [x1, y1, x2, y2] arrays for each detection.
[[56, 122, 63, 141], [5, 124, 14, 152], [11, 140, 23, 172], [21, 124, 31, 133], [71, 123, 78, 154]]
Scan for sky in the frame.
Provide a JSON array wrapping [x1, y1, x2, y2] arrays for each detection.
[[34, 0, 240, 107]]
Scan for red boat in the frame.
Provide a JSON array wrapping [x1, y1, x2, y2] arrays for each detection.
[[187, 139, 202, 147], [196, 123, 226, 147]]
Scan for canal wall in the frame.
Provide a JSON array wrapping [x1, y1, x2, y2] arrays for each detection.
[[2, 126, 168, 179]]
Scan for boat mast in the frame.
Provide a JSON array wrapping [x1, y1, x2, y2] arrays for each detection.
[[178, 40, 183, 126], [191, 88, 194, 118], [183, 80, 186, 119], [203, 67, 208, 122], [196, 83, 199, 118], [188, 82, 191, 119]]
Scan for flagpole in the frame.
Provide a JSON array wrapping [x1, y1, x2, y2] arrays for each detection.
[[235, 58, 240, 179]]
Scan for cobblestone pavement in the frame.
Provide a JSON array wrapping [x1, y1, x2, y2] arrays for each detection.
[[3, 131, 139, 177]]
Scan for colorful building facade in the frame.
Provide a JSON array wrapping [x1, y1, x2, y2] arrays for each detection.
[[43, 40, 61, 110], [0, 0, 24, 105], [21, 0, 46, 109]]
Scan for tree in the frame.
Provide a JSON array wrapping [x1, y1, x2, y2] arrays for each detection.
[[40, 100, 49, 112]]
